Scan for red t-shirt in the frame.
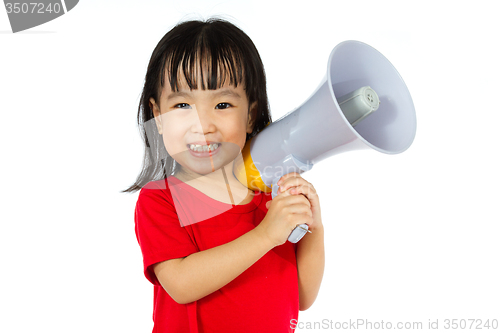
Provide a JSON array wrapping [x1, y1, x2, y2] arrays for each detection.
[[134, 176, 299, 333]]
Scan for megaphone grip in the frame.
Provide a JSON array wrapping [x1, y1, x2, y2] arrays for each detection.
[[288, 224, 309, 243]]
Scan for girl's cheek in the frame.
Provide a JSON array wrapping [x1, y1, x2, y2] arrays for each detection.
[[162, 135, 182, 155]]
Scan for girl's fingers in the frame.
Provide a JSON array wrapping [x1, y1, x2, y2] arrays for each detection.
[[281, 187, 312, 208], [271, 187, 311, 208], [279, 176, 306, 193], [277, 172, 301, 186], [291, 185, 320, 211], [289, 184, 315, 201]]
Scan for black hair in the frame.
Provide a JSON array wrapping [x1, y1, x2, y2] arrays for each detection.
[[121, 18, 272, 193]]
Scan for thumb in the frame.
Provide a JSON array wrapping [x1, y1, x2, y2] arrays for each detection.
[[265, 200, 271, 209]]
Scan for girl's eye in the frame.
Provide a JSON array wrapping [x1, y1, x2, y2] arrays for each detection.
[[215, 103, 232, 110], [174, 103, 191, 109]]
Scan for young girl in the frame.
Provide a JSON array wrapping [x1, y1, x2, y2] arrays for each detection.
[[123, 18, 325, 332]]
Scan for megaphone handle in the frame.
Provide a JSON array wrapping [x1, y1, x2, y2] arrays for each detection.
[[271, 177, 310, 243], [288, 224, 309, 243]]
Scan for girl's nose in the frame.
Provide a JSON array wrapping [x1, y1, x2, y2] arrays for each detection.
[[190, 105, 216, 134]]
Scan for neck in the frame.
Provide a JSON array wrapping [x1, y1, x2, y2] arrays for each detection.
[[175, 160, 252, 205], [176, 160, 244, 189]]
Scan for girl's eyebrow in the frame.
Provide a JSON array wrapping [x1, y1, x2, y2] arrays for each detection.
[[212, 89, 242, 99], [166, 88, 241, 101], [166, 91, 191, 100]]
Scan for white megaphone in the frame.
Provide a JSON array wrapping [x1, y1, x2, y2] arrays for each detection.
[[233, 40, 417, 243]]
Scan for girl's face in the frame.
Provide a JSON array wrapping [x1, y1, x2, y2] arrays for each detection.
[[149, 74, 256, 177]]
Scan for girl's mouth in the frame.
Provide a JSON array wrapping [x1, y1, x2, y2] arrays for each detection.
[[186, 143, 221, 157]]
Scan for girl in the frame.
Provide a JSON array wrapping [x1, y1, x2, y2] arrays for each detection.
[[123, 18, 325, 332]]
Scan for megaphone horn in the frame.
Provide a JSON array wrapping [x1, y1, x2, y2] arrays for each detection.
[[233, 40, 417, 243]]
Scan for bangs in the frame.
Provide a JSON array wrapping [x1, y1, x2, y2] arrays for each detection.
[[159, 29, 245, 93]]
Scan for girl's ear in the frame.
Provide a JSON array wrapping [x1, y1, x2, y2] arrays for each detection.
[[149, 97, 163, 135], [246, 102, 258, 134]]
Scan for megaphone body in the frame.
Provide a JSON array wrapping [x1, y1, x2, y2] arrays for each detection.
[[233, 40, 417, 243]]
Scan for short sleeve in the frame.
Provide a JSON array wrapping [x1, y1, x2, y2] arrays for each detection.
[[134, 183, 198, 285]]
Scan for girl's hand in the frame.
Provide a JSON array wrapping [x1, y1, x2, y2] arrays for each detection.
[[257, 185, 313, 247], [266, 172, 322, 232]]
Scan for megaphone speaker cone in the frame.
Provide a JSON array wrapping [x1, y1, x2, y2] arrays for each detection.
[[328, 40, 417, 154]]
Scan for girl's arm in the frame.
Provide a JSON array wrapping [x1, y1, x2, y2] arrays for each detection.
[[153, 191, 311, 305], [296, 224, 325, 311], [275, 172, 325, 311], [153, 227, 273, 304]]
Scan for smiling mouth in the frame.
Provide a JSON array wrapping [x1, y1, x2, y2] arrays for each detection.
[[187, 143, 221, 152]]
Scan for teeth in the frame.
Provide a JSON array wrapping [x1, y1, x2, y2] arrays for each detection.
[[189, 143, 219, 152]]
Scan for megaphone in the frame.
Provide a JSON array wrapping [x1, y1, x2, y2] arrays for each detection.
[[233, 40, 417, 243]]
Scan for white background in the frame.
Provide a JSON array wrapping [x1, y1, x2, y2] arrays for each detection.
[[1, 1, 499, 332]]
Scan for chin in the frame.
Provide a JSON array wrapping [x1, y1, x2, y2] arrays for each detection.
[[180, 159, 233, 177]]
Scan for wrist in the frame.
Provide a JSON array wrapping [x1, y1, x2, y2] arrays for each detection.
[[252, 224, 276, 250]]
